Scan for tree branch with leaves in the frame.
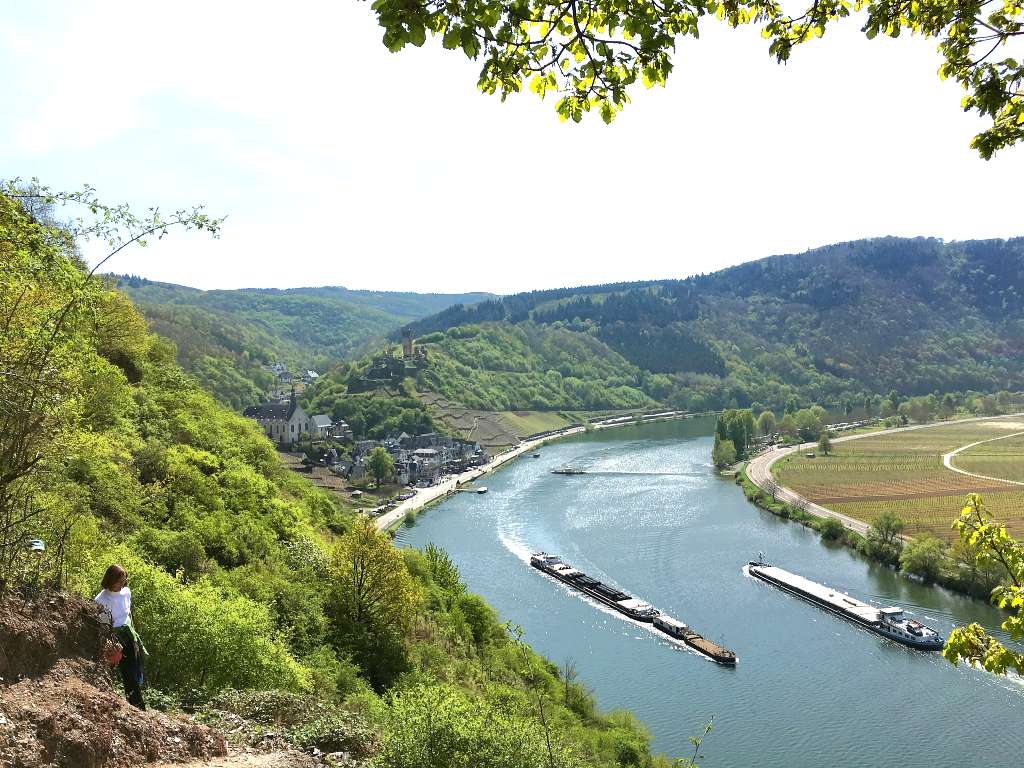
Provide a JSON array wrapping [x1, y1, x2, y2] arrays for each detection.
[[943, 493, 1024, 675], [365, 0, 1024, 155]]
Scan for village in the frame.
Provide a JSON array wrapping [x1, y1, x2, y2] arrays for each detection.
[[242, 349, 488, 515]]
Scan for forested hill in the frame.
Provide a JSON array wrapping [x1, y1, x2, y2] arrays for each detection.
[[395, 237, 1024, 412], [112, 275, 495, 409]]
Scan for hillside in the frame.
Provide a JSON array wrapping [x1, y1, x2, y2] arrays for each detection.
[[392, 237, 1024, 413], [3, 192, 678, 768], [112, 276, 494, 409]]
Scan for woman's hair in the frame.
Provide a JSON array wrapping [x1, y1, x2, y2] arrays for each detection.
[[101, 564, 127, 591]]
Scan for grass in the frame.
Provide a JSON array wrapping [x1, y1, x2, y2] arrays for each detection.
[[951, 431, 1024, 482], [772, 416, 1024, 540]]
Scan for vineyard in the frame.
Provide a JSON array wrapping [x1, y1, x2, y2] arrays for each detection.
[[772, 418, 1024, 540], [950, 430, 1024, 483]]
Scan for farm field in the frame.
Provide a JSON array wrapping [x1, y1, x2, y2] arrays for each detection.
[[773, 417, 1024, 539], [950, 430, 1024, 483]]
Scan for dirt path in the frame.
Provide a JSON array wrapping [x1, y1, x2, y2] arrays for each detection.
[[942, 430, 1024, 487], [151, 749, 315, 768]]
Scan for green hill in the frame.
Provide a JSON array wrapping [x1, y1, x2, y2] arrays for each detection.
[[112, 276, 495, 409], [393, 237, 1024, 413], [5, 193, 670, 767]]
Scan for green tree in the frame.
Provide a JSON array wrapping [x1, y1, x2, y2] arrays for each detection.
[[950, 536, 1005, 596], [818, 516, 845, 541], [866, 510, 905, 563], [817, 432, 832, 456], [329, 520, 421, 688], [899, 535, 946, 582], [940, 393, 956, 418], [757, 410, 776, 437], [366, 446, 395, 488], [712, 437, 737, 468], [369, 1, 1024, 156], [0, 183, 220, 590], [793, 408, 823, 442], [425, 542, 465, 599], [944, 494, 1024, 675]]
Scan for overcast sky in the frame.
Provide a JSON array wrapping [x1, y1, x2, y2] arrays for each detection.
[[3, 2, 1021, 294]]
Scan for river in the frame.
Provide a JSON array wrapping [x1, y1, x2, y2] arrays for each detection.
[[394, 418, 1022, 766]]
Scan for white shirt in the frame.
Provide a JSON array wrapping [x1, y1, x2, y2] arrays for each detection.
[[94, 586, 132, 628]]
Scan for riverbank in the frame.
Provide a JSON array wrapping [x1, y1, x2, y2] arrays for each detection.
[[394, 419, 1024, 767], [738, 416, 1024, 601], [377, 410, 690, 532], [745, 412, 1024, 539]]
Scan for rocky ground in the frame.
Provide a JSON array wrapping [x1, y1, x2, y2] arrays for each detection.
[[0, 590, 369, 768]]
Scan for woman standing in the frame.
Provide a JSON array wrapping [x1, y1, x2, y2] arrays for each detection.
[[95, 564, 147, 709]]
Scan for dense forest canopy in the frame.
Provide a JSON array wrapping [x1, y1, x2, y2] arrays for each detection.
[[113, 275, 495, 409], [392, 237, 1024, 414]]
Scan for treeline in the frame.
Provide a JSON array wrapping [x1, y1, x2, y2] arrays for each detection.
[[113, 277, 488, 412], [396, 236, 1024, 416], [398, 280, 685, 338], [4, 193, 674, 767], [712, 389, 1024, 468], [414, 324, 656, 411]]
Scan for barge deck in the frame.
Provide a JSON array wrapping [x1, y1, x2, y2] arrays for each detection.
[[747, 559, 944, 650], [530, 552, 737, 664]]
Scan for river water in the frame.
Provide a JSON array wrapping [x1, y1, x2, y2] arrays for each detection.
[[395, 418, 1022, 766]]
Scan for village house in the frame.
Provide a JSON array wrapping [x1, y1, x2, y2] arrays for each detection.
[[311, 414, 333, 439], [330, 420, 354, 441], [243, 390, 311, 445]]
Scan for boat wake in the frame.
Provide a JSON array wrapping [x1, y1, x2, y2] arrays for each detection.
[[582, 471, 690, 477]]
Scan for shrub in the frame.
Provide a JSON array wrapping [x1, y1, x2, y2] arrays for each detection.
[[375, 683, 577, 768], [899, 535, 946, 582], [818, 517, 846, 541], [75, 547, 311, 695]]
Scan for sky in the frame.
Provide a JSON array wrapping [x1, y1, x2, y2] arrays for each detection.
[[2, 1, 1021, 294]]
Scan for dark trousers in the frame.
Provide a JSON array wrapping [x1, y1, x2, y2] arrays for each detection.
[[115, 626, 146, 710]]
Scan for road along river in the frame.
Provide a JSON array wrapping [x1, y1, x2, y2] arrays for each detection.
[[395, 418, 1022, 768]]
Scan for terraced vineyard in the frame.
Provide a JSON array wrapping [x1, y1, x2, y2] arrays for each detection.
[[773, 418, 1024, 539]]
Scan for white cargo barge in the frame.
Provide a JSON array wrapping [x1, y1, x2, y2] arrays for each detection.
[[747, 559, 944, 650]]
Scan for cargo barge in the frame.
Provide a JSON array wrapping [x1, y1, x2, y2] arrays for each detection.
[[530, 552, 737, 664], [747, 559, 944, 650], [530, 553, 658, 620], [551, 467, 586, 475], [653, 615, 737, 665]]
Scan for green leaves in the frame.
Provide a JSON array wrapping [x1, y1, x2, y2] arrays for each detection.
[[943, 494, 1024, 675], [367, 0, 1024, 156]]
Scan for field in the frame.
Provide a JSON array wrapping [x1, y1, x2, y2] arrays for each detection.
[[773, 418, 1024, 539], [950, 430, 1024, 482]]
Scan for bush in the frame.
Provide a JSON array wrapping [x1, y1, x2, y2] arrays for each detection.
[[818, 517, 846, 541], [375, 683, 577, 768], [899, 535, 946, 582], [75, 547, 311, 695]]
